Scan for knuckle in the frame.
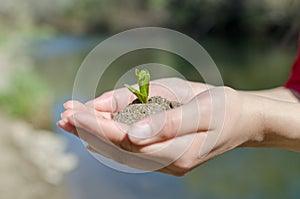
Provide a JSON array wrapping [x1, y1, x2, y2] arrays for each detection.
[[159, 112, 179, 139], [214, 86, 237, 96], [112, 97, 118, 112], [155, 77, 181, 83], [169, 77, 182, 82], [222, 86, 238, 97], [100, 91, 113, 99]]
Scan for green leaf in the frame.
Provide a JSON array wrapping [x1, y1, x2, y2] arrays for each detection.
[[124, 68, 150, 104], [136, 69, 150, 101], [124, 84, 148, 103]]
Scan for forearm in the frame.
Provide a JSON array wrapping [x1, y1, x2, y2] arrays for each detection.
[[244, 87, 299, 103], [261, 97, 300, 151], [242, 94, 300, 152], [193, 81, 299, 103]]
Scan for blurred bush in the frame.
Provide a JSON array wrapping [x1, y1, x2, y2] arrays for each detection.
[[0, 69, 53, 129], [1, 0, 297, 39]]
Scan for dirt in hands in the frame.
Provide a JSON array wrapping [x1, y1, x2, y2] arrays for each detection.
[[114, 96, 182, 125]]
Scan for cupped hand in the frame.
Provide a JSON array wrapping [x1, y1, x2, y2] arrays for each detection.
[[87, 77, 211, 112], [59, 78, 211, 134], [58, 81, 265, 176]]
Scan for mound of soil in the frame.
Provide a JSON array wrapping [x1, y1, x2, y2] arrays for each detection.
[[114, 96, 182, 125]]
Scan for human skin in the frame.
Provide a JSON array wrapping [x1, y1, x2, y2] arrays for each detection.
[[58, 78, 300, 176]]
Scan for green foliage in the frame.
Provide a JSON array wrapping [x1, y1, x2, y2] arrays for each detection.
[[125, 69, 150, 104], [0, 69, 51, 119], [0, 33, 5, 45]]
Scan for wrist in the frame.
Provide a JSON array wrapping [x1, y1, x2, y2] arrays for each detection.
[[241, 95, 300, 151], [239, 93, 267, 147], [261, 98, 300, 151], [244, 87, 299, 103]]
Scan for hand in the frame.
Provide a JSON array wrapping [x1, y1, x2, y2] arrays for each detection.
[[88, 77, 212, 111], [58, 80, 266, 176], [59, 78, 211, 135]]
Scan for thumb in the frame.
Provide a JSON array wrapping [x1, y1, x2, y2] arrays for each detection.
[[85, 88, 135, 112], [128, 95, 211, 146]]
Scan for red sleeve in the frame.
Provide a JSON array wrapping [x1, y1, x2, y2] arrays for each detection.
[[285, 38, 300, 94]]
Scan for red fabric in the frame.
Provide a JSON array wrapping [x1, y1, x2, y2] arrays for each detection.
[[285, 38, 300, 93]]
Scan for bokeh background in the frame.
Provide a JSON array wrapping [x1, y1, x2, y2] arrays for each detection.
[[0, 0, 299, 199]]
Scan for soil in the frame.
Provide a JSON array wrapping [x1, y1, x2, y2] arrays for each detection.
[[114, 96, 182, 125]]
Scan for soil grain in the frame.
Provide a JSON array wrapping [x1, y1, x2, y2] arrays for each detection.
[[114, 96, 182, 125]]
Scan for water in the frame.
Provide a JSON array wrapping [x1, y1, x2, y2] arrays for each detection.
[[33, 35, 300, 199]]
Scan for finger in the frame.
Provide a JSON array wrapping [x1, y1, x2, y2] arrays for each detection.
[[61, 109, 75, 119], [137, 133, 200, 162], [86, 145, 98, 153], [140, 132, 209, 176], [85, 88, 135, 112], [79, 131, 165, 171], [85, 78, 209, 112], [97, 111, 114, 119], [156, 167, 178, 176], [150, 78, 198, 103], [63, 100, 85, 110], [67, 111, 129, 146], [156, 167, 185, 177], [74, 112, 206, 173], [88, 142, 168, 173], [67, 110, 171, 170], [189, 81, 214, 97], [79, 129, 123, 159], [61, 107, 113, 120], [62, 99, 113, 120], [127, 91, 213, 146], [59, 101, 90, 135], [57, 119, 78, 136], [65, 109, 142, 153]]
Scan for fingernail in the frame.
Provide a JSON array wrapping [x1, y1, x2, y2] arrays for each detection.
[[57, 118, 67, 126], [63, 118, 68, 123], [56, 121, 62, 127], [63, 100, 74, 109], [128, 124, 152, 141], [64, 109, 75, 118], [63, 101, 69, 108]]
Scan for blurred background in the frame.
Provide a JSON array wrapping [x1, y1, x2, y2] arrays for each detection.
[[0, 0, 299, 198]]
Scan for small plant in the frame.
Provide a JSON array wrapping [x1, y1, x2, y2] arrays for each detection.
[[125, 69, 150, 104]]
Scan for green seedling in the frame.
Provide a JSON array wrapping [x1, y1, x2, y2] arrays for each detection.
[[125, 69, 150, 104]]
